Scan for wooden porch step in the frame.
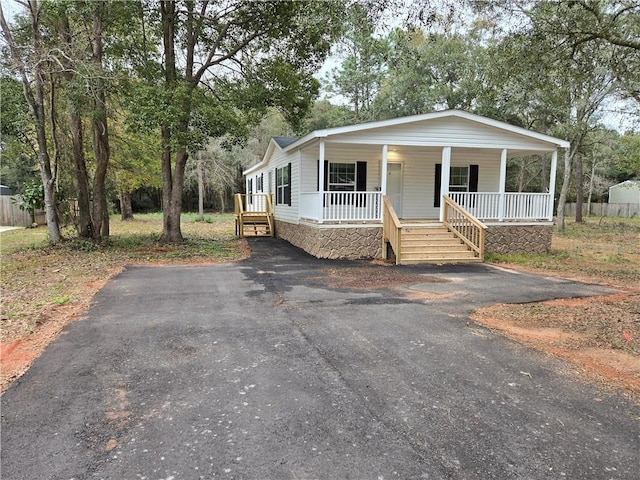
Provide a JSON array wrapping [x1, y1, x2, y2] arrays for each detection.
[[402, 227, 450, 235], [397, 224, 480, 264], [242, 214, 270, 223], [402, 236, 464, 244], [402, 243, 470, 253], [400, 256, 482, 265], [237, 212, 274, 238]]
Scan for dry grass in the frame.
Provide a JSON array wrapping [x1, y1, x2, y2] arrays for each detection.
[[0, 213, 249, 390], [480, 217, 640, 397], [486, 217, 640, 288]]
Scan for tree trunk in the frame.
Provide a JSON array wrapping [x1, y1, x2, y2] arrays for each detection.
[[587, 159, 596, 216], [219, 191, 226, 213], [161, 149, 188, 243], [159, 0, 184, 243], [90, 7, 110, 242], [575, 152, 584, 223], [197, 152, 205, 221], [0, 1, 61, 242], [160, 125, 176, 241], [119, 190, 134, 221], [69, 109, 93, 237], [556, 147, 574, 231], [57, 9, 92, 238], [102, 206, 110, 237]]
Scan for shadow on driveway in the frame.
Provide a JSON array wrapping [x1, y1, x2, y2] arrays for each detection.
[[1, 237, 637, 479]]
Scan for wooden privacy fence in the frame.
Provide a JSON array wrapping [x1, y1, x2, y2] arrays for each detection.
[[563, 202, 640, 218], [0, 196, 31, 227]]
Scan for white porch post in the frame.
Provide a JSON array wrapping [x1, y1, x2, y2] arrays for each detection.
[[318, 140, 325, 224], [381, 145, 389, 194], [498, 148, 507, 221], [439, 147, 451, 222], [548, 150, 558, 221]]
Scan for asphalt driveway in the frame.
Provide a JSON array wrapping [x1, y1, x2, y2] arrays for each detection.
[[1, 238, 638, 479]]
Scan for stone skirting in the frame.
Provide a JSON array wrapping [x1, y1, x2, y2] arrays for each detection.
[[485, 224, 553, 254], [275, 221, 382, 260], [275, 221, 552, 259]]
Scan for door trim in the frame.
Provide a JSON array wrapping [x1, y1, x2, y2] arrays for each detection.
[[387, 162, 403, 217]]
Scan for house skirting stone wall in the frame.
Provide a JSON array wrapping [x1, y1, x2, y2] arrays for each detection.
[[485, 224, 553, 254], [275, 221, 552, 260], [275, 221, 382, 260]]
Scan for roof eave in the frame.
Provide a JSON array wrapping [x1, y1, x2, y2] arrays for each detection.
[[283, 110, 570, 151], [243, 139, 280, 175]]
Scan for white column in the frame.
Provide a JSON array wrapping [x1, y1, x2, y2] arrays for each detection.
[[548, 150, 558, 221], [498, 148, 507, 221], [439, 146, 451, 222], [381, 145, 389, 194], [318, 140, 325, 223]]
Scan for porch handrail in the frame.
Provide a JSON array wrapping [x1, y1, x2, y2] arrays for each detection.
[[234, 193, 274, 237], [443, 195, 487, 259], [234, 193, 245, 215], [235, 193, 273, 213], [382, 195, 402, 264]]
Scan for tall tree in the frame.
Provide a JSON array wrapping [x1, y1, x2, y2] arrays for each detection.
[[325, 3, 389, 121], [473, 0, 622, 229], [1, 0, 61, 242], [373, 29, 488, 118], [88, 1, 110, 240], [140, 0, 344, 243], [48, 3, 93, 238]]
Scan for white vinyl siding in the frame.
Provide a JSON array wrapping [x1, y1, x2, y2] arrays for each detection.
[[451, 148, 501, 192], [300, 148, 319, 193], [248, 145, 299, 223], [300, 144, 382, 193], [394, 147, 502, 219], [326, 116, 556, 152], [398, 147, 439, 219]]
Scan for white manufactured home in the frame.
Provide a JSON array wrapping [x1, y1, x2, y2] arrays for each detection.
[[236, 110, 570, 264]]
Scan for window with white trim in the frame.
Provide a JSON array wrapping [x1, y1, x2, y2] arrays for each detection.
[[329, 162, 355, 192], [449, 166, 469, 192], [276, 164, 290, 205]]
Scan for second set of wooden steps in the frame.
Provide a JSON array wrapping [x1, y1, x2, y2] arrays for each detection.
[[399, 225, 480, 264], [238, 212, 273, 237]]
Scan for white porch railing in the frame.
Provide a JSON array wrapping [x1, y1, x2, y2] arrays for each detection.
[[449, 192, 551, 221], [242, 193, 271, 212], [299, 191, 382, 222], [299, 191, 550, 223]]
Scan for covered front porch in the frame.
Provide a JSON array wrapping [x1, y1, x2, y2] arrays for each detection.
[[297, 142, 559, 225]]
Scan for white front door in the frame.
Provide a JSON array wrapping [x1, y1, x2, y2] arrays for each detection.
[[387, 162, 403, 217]]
